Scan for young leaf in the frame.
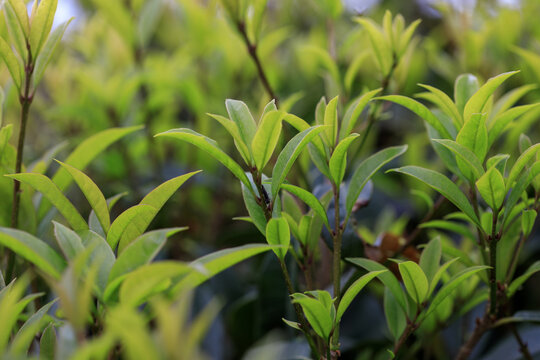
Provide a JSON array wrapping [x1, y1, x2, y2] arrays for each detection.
[[454, 74, 480, 115], [488, 104, 540, 146], [0, 36, 22, 89], [207, 113, 252, 165], [78, 230, 115, 294], [463, 71, 519, 123], [419, 237, 441, 284], [417, 84, 463, 126], [241, 180, 267, 235], [10, 299, 57, 355], [399, 261, 429, 304], [339, 88, 381, 141], [29, 0, 58, 57], [32, 17, 73, 86], [39, 126, 143, 219], [4, 1, 28, 59], [456, 113, 488, 162], [345, 145, 408, 219], [291, 294, 333, 340], [155, 128, 251, 189], [39, 325, 56, 360], [389, 166, 481, 227], [521, 210, 537, 237], [355, 17, 392, 75], [0, 227, 65, 278], [6, 173, 88, 230], [506, 143, 540, 190], [432, 139, 484, 181], [271, 125, 326, 198], [226, 99, 257, 148], [324, 96, 339, 146], [53, 221, 85, 261], [6, 0, 29, 35], [329, 133, 360, 185], [336, 270, 386, 321], [280, 184, 330, 229], [375, 95, 452, 139], [384, 287, 406, 340], [106, 204, 156, 251], [252, 110, 284, 170], [476, 167, 505, 210], [57, 160, 110, 234], [508, 261, 540, 296], [265, 218, 290, 261]]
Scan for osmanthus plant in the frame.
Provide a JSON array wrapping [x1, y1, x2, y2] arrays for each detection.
[[155, 96, 409, 358], [369, 71, 540, 358]]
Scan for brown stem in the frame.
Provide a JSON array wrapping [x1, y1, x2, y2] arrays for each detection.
[[455, 314, 493, 360], [488, 209, 500, 316], [509, 323, 533, 360], [236, 21, 278, 106], [393, 310, 421, 357]]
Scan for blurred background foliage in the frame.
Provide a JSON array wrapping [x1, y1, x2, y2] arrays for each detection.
[[2, 0, 540, 358]]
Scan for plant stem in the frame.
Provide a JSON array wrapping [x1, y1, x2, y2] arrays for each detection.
[[393, 310, 420, 357], [509, 323, 533, 360], [455, 313, 492, 360], [488, 209, 499, 316], [331, 182, 342, 350]]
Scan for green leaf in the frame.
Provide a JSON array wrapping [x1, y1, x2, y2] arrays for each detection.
[[488, 104, 540, 146], [155, 128, 251, 189], [53, 221, 85, 261], [324, 96, 339, 146], [346, 145, 407, 219], [329, 133, 360, 185], [39, 126, 142, 219], [419, 237, 441, 284], [106, 204, 156, 251], [265, 218, 290, 261], [347, 258, 408, 312], [433, 139, 484, 182], [355, 17, 392, 75], [384, 287, 406, 340], [339, 88, 381, 141], [389, 166, 480, 227], [241, 179, 267, 235], [508, 261, 540, 297], [78, 230, 115, 294], [494, 311, 540, 327], [33, 17, 73, 86], [456, 113, 488, 162], [117, 171, 199, 253], [137, 0, 162, 48], [172, 244, 276, 294], [399, 261, 428, 304], [57, 160, 110, 234], [7, 173, 88, 230], [463, 71, 519, 123], [282, 318, 302, 331], [0, 36, 22, 89], [39, 324, 56, 360], [280, 184, 330, 229], [507, 143, 540, 190], [476, 167, 506, 210], [29, 0, 58, 57], [119, 261, 190, 307], [10, 299, 57, 355], [454, 74, 480, 115], [0, 227, 65, 278], [375, 95, 452, 139], [271, 125, 326, 198], [207, 113, 251, 165], [252, 110, 284, 170], [423, 266, 489, 319], [226, 99, 257, 149], [6, 0, 30, 35], [521, 209, 537, 237], [337, 270, 386, 321], [4, 1, 28, 59], [291, 293, 333, 340], [90, 0, 134, 45], [283, 113, 327, 156], [417, 84, 462, 127]]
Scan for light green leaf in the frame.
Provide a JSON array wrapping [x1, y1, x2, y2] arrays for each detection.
[[337, 270, 386, 321], [432, 139, 484, 182], [508, 261, 540, 297], [488, 104, 540, 146], [417, 84, 462, 127], [355, 17, 392, 75], [265, 218, 290, 261], [91, 0, 134, 45], [346, 145, 407, 219], [106, 204, 156, 251], [7, 173, 87, 230], [29, 0, 57, 57], [226, 99, 257, 149], [399, 261, 428, 304], [117, 171, 199, 253], [137, 0, 162, 48], [339, 88, 381, 141], [329, 133, 360, 185], [291, 294, 333, 340], [39, 126, 142, 219], [506, 143, 540, 190], [476, 167, 506, 210], [171, 244, 275, 294], [6, 0, 30, 35], [0, 36, 22, 89], [208, 113, 251, 165], [280, 184, 330, 229], [53, 221, 84, 261], [384, 287, 406, 340], [521, 210, 537, 237], [271, 125, 326, 198], [324, 96, 339, 146], [4, 1, 28, 59], [389, 166, 480, 227], [283, 113, 327, 156], [11, 299, 57, 355], [463, 71, 519, 123], [456, 113, 488, 162], [241, 179, 267, 235], [0, 227, 65, 278], [33, 17, 73, 86], [78, 230, 115, 294], [454, 74, 479, 115], [155, 128, 251, 189], [57, 160, 110, 234], [39, 324, 56, 360], [376, 95, 452, 139], [252, 110, 284, 170], [419, 237, 441, 284]]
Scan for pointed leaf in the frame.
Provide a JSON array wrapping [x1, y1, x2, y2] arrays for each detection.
[[106, 204, 155, 251], [0, 36, 22, 89], [399, 261, 428, 304], [476, 167, 506, 210], [53, 221, 85, 261], [29, 0, 58, 57], [208, 113, 251, 165], [454, 74, 480, 115], [417, 84, 462, 126], [226, 99, 257, 148], [456, 113, 488, 162], [252, 110, 284, 170], [337, 270, 386, 321], [265, 218, 290, 261], [419, 237, 441, 284], [329, 133, 360, 185], [281, 184, 330, 228], [432, 139, 484, 181], [340, 88, 381, 141], [508, 261, 540, 297], [324, 96, 339, 146]]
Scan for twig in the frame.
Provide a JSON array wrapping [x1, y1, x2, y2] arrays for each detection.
[[455, 313, 493, 360], [509, 323, 533, 360]]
